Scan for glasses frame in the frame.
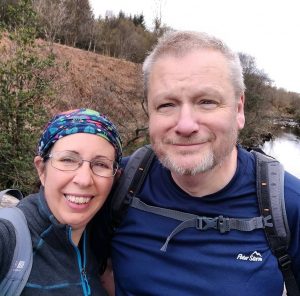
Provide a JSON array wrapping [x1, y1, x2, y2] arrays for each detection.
[[44, 151, 118, 178]]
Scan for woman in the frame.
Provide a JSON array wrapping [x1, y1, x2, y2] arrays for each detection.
[[0, 108, 122, 295]]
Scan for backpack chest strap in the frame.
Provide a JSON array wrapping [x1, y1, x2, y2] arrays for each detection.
[[131, 197, 273, 251]]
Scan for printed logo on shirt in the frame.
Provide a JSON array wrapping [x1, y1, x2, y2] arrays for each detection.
[[236, 251, 262, 262]]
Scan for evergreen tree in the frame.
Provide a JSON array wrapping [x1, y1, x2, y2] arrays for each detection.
[[0, 0, 55, 193]]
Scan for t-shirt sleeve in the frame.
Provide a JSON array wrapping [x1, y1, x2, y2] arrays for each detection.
[[284, 172, 300, 289]]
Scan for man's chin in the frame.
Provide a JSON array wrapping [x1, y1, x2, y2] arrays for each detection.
[[160, 157, 206, 175]]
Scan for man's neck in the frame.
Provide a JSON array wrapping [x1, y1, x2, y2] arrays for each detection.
[[171, 148, 238, 197]]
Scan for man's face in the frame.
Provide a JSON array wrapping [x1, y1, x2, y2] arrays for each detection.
[[147, 49, 245, 175]]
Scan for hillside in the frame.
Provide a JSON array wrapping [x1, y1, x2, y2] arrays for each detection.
[[47, 41, 148, 151], [0, 37, 148, 152]]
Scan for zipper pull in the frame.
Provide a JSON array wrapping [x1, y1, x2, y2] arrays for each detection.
[[81, 268, 91, 295]]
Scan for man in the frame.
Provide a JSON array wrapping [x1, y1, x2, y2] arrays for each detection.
[[110, 31, 300, 295]]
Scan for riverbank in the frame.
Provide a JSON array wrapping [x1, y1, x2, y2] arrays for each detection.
[[262, 128, 300, 178], [273, 117, 300, 128]]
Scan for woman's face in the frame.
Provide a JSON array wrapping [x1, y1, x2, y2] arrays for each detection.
[[35, 133, 116, 232]]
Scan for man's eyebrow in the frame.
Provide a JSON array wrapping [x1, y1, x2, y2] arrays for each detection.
[[192, 87, 223, 97]]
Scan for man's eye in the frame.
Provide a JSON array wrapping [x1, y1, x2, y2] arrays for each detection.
[[198, 100, 218, 108]]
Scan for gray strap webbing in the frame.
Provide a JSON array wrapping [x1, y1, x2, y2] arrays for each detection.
[[0, 189, 24, 201], [131, 196, 273, 251], [0, 189, 23, 209], [254, 151, 289, 241], [0, 207, 33, 296]]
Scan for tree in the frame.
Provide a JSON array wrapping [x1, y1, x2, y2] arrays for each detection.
[[0, 0, 56, 193], [60, 0, 94, 47], [0, 0, 19, 25], [133, 14, 146, 29], [238, 53, 273, 147], [95, 11, 159, 63], [33, 0, 67, 43]]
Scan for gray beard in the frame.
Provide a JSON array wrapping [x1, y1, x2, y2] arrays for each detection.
[[159, 150, 215, 176], [153, 127, 238, 176]]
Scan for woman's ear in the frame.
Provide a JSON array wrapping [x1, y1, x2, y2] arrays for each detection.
[[34, 156, 46, 186], [113, 168, 122, 185]]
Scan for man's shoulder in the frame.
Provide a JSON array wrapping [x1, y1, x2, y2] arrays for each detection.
[[120, 147, 160, 172], [285, 170, 300, 184], [284, 171, 300, 197]]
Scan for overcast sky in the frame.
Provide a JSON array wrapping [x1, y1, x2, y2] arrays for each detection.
[[89, 0, 300, 93]]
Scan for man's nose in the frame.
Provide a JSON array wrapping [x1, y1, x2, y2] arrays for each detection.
[[175, 105, 199, 136]]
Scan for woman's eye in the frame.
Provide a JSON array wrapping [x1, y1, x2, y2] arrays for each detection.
[[93, 161, 110, 169], [60, 157, 77, 163]]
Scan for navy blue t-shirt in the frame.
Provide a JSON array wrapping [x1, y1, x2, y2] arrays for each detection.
[[111, 147, 300, 295]]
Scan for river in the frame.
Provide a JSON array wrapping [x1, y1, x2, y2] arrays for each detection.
[[262, 127, 300, 178]]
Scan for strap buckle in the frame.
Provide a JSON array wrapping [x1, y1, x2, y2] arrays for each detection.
[[196, 216, 230, 233], [278, 253, 292, 271], [218, 216, 230, 233], [196, 217, 217, 230], [263, 215, 273, 227]]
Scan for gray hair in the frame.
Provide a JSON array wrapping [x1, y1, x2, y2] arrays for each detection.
[[142, 30, 245, 100]]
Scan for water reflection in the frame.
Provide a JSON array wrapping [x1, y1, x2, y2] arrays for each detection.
[[262, 129, 300, 178]]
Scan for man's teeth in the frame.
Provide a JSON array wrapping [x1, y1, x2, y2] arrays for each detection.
[[65, 195, 91, 204]]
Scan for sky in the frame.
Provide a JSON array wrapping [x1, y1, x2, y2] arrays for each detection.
[[89, 0, 300, 94]]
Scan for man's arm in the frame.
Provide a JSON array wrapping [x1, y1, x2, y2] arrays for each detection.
[[100, 259, 115, 296]]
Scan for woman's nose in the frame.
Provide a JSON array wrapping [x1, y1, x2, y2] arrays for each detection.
[[72, 162, 94, 187]]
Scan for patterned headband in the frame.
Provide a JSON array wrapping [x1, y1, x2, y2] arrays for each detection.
[[37, 108, 122, 164]]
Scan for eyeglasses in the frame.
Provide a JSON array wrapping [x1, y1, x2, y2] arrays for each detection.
[[45, 151, 118, 177]]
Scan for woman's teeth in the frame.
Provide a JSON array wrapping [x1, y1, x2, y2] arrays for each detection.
[[65, 195, 91, 204]]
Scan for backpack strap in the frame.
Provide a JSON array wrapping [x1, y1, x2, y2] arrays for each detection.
[[0, 189, 24, 208], [0, 189, 24, 201], [253, 150, 300, 295], [110, 144, 155, 228], [0, 207, 33, 296], [131, 196, 273, 251]]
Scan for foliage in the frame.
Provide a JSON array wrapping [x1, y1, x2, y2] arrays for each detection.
[[238, 53, 300, 147], [96, 14, 155, 63], [238, 54, 273, 147], [0, 0, 19, 25], [1, 0, 299, 192], [0, 0, 55, 194], [33, 0, 94, 47], [29, 2, 169, 63]]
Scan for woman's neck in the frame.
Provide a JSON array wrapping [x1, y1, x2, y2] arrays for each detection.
[[71, 227, 85, 246]]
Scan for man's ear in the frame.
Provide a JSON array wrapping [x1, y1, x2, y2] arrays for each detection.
[[237, 94, 245, 130], [34, 156, 46, 186]]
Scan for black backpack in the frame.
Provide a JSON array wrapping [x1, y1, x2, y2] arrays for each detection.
[[0, 189, 33, 296], [109, 145, 300, 296]]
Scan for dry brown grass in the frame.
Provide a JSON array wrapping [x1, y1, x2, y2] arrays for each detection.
[[1, 36, 148, 151]]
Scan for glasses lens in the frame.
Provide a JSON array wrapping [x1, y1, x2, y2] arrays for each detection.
[[50, 151, 81, 171], [91, 158, 118, 177]]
